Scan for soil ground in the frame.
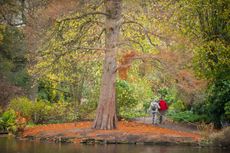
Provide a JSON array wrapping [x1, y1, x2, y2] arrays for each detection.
[[21, 117, 201, 145], [133, 116, 199, 133]]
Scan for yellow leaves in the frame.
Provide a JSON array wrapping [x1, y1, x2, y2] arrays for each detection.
[[68, 20, 81, 28], [63, 30, 76, 40], [193, 39, 230, 79]]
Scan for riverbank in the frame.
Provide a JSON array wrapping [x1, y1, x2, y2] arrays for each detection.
[[20, 121, 201, 145], [2, 136, 228, 153]]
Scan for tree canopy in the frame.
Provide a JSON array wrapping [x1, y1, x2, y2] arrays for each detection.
[[0, 0, 229, 130]]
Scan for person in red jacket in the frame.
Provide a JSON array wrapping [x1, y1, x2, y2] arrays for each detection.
[[158, 98, 168, 124]]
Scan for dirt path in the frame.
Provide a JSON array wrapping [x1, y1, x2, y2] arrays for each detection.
[[21, 121, 201, 145], [133, 116, 199, 134]]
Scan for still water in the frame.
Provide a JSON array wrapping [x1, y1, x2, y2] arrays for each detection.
[[0, 135, 228, 153]]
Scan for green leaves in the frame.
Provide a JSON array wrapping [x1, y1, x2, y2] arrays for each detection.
[[167, 110, 207, 123], [116, 80, 138, 109], [0, 24, 28, 87], [193, 40, 230, 80], [0, 109, 17, 133], [7, 97, 79, 124], [8, 97, 33, 119], [225, 102, 230, 120], [115, 79, 154, 119], [207, 79, 230, 127]]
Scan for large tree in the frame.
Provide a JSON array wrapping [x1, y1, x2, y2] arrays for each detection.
[[34, 0, 183, 130], [32, 0, 122, 129], [92, 0, 121, 129]]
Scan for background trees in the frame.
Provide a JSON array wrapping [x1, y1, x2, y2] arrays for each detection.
[[0, 0, 229, 130], [0, 18, 27, 107], [172, 0, 230, 127]]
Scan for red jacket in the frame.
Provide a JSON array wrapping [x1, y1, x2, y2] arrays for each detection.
[[159, 99, 168, 111]]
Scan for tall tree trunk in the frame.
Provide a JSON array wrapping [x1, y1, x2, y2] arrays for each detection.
[[93, 0, 121, 130]]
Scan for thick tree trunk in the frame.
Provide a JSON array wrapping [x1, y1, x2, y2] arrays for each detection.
[[93, 0, 121, 130]]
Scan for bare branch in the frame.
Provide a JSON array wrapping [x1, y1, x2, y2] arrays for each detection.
[[132, 54, 163, 64], [49, 87, 70, 94], [57, 11, 110, 23], [117, 39, 145, 52], [72, 46, 106, 51], [121, 20, 157, 47], [121, 20, 179, 49], [97, 28, 106, 40], [40, 18, 103, 57]]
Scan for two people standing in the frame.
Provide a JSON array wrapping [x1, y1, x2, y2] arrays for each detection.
[[149, 97, 168, 125]]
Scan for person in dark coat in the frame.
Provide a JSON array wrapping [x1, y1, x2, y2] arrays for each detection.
[[158, 97, 168, 124]]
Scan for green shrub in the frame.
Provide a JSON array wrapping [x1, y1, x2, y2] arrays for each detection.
[[0, 109, 17, 133], [61, 103, 79, 123], [158, 88, 168, 98], [169, 100, 186, 112], [224, 102, 230, 120], [32, 101, 79, 124], [119, 110, 148, 119], [78, 102, 96, 120], [192, 102, 208, 116], [32, 101, 52, 124], [47, 102, 78, 123], [37, 78, 65, 103], [8, 97, 33, 119], [116, 80, 138, 118], [207, 79, 230, 128], [167, 110, 208, 123], [8, 96, 80, 124]]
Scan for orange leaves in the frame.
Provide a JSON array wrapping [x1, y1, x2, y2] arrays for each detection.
[[118, 51, 137, 80], [176, 70, 206, 93], [15, 111, 29, 131], [22, 121, 201, 142]]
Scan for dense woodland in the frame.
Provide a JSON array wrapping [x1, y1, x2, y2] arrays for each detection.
[[0, 0, 229, 133]]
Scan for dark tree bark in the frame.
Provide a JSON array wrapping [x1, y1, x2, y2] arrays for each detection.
[[93, 0, 121, 130]]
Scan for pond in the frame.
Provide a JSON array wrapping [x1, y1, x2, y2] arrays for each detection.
[[0, 135, 228, 153]]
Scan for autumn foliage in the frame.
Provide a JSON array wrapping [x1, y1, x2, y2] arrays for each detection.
[[15, 112, 28, 132], [118, 51, 137, 80], [22, 121, 201, 143]]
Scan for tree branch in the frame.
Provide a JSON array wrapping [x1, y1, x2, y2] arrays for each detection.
[[121, 20, 157, 47], [117, 39, 145, 52], [40, 18, 103, 57], [97, 28, 106, 40], [57, 11, 110, 23], [49, 87, 70, 94]]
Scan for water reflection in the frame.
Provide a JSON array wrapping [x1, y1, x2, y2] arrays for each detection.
[[0, 136, 228, 153]]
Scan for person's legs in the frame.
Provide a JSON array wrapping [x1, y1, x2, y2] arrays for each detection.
[[154, 113, 158, 124], [152, 112, 158, 124], [152, 113, 155, 124], [159, 111, 166, 124]]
